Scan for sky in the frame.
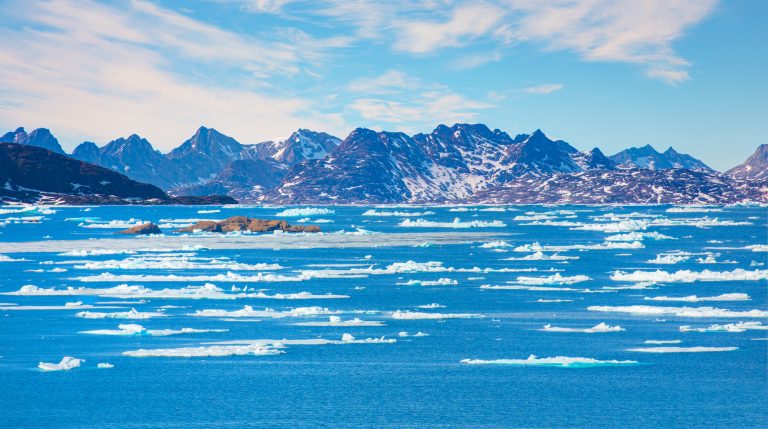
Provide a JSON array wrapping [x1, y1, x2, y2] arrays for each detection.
[[0, 0, 765, 170]]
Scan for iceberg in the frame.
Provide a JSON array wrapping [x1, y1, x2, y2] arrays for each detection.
[[275, 208, 334, 217], [610, 268, 768, 283], [644, 293, 750, 302], [513, 273, 590, 285], [540, 322, 624, 333], [391, 310, 483, 320], [588, 305, 768, 318], [75, 308, 167, 319], [679, 322, 768, 333], [38, 356, 82, 371], [460, 355, 638, 367], [399, 218, 506, 228], [626, 346, 737, 353]]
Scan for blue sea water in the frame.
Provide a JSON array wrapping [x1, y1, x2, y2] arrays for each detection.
[[0, 204, 766, 428]]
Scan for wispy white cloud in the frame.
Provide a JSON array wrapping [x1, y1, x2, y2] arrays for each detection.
[[347, 70, 422, 95], [393, 3, 505, 53], [523, 83, 564, 94], [279, 0, 717, 84], [0, 0, 349, 149]]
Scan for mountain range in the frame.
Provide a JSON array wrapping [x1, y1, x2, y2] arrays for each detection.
[[1, 124, 765, 204]]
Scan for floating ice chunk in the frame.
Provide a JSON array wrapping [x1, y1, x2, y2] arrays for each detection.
[[513, 273, 590, 286], [97, 363, 114, 369], [398, 331, 429, 337], [745, 245, 768, 252], [198, 209, 220, 214], [69, 255, 282, 271], [38, 356, 82, 371], [646, 253, 691, 264], [293, 317, 385, 327], [644, 293, 750, 302], [397, 278, 458, 286], [275, 208, 334, 217], [79, 219, 147, 229], [610, 268, 768, 283], [536, 299, 573, 303], [588, 305, 768, 318], [80, 324, 228, 336], [339, 333, 395, 344], [513, 241, 644, 252], [124, 344, 283, 358], [362, 209, 435, 217], [391, 310, 483, 320], [2, 283, 347, 300], [399, 218, 506, 228], [0, 302, 109, 311], [74, 272, 310, 283], [417, 303, 446, 309], [626, 346, 737, 353], [0, 254, 27, 262], [479, 241, 513, 249], [666, 207, 722, 213], [460, 355, 638, 367], [76, 308, 166, 319], [481, 284, 584, 292], [679, 322, 768, 333], [540, 322, 624, 333], [644, 340, 682, 344], [605, 232, 675, 241], [571, 219, 649, 233], [505, 252, 578, 261], [192, 305, 339, 318]]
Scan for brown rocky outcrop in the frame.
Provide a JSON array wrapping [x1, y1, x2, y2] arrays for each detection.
[[176, 216, 320, 233], [119, 223, 161, 235]]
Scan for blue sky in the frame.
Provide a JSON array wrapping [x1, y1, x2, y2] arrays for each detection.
[[0, 0, 764, 170]]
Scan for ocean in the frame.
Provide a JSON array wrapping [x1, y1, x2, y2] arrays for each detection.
[[0, 204, 766, 428]]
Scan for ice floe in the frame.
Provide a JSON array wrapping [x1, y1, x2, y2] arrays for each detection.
[[666, 207, 722, 213], [460, 355, 638, 367], [536, 299, 573, 303], [97, 363, 114, 369], [397, 278, 458, 286], [362, 209, 434, 217], [417, 303, 446, 309], [540, 322, 624, 333], [644, 293, 750, 302], [644, 340, 682, 344], [80, 324, 228, 336], [293, 316, 384, 327], [391, 310, 483, 320], [275, 208, 334, 217], [400, 218, 506, 228], [79, 219, 148, 229], [513, 241, 644, 252], [679, 322, 768, 333], [588, 305, 768, 318], [605, 232, 675, 241], [626, 346, 737, 353], [76, 308, 167, 319], [3, 284, 348, 300], [192, 305, 339, 318], [68, 256, 283, 271], [74, 272, 309, 283], [646, 253, 691, 264], [124, 344, 283, 358], [513, 273, 590, 285], [505, 252, 578, 261], [610, 268, 768, 283], [38, 356, 82, 371]]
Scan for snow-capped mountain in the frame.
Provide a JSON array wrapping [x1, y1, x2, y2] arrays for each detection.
[[248, 129, 341, 165], [3, 123, 765, 204], [270, 125, 628, 203], [609, 144, 712, 171], [1, 127, 65, 154], [726, 144, 768, 180], [96, 134, 183, 190], [166, 126, 249, 183]]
